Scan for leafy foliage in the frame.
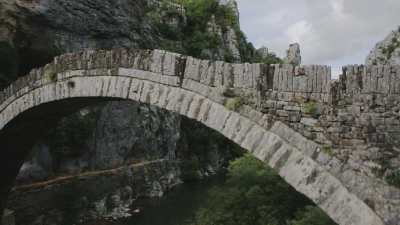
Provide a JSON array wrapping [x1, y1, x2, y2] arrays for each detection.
[[381, 37, 400, 59], [289, 206, 337, 225], [303, 101, 318, 117], [167, 0, 280, 63], [178, 116, 244, 181], [224, 97, 243, 111], [191, 154, 336, 225], [253, 51, 283, 64], [321, 145, 333, 156], [386, 169, 400, 188]]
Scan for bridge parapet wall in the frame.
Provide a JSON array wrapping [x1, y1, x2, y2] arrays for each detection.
[[4, 49, 400, 108], [340, 65, 400, 95], [0, 49, 187, 112]]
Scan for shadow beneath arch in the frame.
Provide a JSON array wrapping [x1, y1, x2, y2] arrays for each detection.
[[0, 98, 115, 215]]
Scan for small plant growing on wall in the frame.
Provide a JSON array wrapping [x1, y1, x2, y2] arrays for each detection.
[[386, 170, 400, 188], [44, 68, 57, 82], [321, 145, 333, 156], [224, 97, 243, 111], [303, 101, 318, 118]]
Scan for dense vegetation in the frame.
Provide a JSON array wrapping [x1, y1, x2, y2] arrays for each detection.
[[151, 0, 281, 63], [191, 154, 337, 225], [178, 117, 244, 181]]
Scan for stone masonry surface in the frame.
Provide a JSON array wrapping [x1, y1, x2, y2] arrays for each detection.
[[1, 49, 400, 225]]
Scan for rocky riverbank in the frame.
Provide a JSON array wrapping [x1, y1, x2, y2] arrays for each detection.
[[8, 160, 181, 225]]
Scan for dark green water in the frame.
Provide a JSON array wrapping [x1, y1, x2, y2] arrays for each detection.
[[121, 176, 224, 225]]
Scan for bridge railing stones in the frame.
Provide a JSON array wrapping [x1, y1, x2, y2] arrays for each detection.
[[340, 65, 400, 95], [0, 49, 399, 109], [0, 49, 186, 111], [2, 49, 400, 113]]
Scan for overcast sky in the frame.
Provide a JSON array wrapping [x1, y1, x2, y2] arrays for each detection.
[[236, 0, 400, 76]]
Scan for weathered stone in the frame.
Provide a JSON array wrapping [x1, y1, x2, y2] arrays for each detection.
[[2, 209, 15, 225], [284, 43, 301, 66], [0, 48, 399, 225]]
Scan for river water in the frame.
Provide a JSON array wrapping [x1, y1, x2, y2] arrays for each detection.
[[119, 176, 224, 225]]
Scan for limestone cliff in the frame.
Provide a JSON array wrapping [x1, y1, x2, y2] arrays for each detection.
[[366, 27, 400, 65]]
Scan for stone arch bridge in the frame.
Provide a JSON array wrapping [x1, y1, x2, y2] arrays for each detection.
[[0, 49, 399, 225]]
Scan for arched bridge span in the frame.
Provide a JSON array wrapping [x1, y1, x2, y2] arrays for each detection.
[[0, 48, 397, 225]]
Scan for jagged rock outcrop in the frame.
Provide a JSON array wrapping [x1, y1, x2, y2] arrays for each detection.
[[366, 27, 400, 66], [204, 15, 241, 62], [284, 43, 301, 65]]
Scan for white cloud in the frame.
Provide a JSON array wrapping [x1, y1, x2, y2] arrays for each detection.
[[236, 0, 400, 76], [285, 20, 313, 43]]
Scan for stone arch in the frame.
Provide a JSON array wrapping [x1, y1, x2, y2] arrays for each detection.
[[0, 49, 385, 225]]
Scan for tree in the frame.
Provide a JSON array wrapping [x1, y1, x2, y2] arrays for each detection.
[[289, 206, 337, 225], [192, 154, 336, 225]]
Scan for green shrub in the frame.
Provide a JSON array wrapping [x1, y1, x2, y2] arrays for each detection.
[[44, 70, 57, 82], [224, 97, 243, 111], [252, 50, 283, 64], [321, 146, 333, 156], [381, 37, 400, 59], [289, 206, 337, 225], [178, 116, 244, 181], [386, 170, 400, 188], [192, 154, 337, 225], [303, 101, 318, 117]]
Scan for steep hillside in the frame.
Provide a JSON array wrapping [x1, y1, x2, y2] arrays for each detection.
[[366, 27, 400, 65]]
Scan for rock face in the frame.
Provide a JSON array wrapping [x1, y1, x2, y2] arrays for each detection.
[[0, 0, 247, 88], [91, 102, 180, 170], [0, 0, 177, 80], [366, 28, 400, 65], [284, 43, 301, 65]]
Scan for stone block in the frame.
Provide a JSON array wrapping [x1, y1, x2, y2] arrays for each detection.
[[2, 209, 15, 225]]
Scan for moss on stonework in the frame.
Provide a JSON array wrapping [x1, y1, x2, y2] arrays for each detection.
[[321, 146, 333, 156], [224, 97, 243, 111], [44, 70, 57, 82]]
